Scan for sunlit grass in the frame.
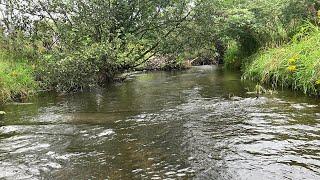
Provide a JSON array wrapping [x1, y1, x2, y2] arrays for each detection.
[[243, 23, 320, 95]]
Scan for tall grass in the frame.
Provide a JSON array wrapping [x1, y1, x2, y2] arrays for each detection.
[[0, 52, 37, 103], [243, 23, 320, 95]]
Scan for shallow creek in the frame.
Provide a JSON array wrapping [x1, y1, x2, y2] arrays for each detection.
[[0, 66, 319, 179]]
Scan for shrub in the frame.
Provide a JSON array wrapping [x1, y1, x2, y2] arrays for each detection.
[[36, 44, 120, 92]]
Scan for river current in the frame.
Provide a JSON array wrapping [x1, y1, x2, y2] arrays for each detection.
[[0, 66, 319, 179]]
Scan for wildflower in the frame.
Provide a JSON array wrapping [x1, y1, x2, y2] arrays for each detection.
[[287, 65, 297, 72], [288, 54, 299, 64], [316, 79, 320, 85], [288, 58, 296, 64]]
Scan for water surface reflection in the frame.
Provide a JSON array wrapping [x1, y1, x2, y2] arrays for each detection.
[[0, 66, 320, 179]]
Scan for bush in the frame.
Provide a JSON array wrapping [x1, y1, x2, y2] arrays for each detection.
[[36, 44, 120, 92]]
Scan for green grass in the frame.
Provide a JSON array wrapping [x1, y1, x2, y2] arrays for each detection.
[[243, 23, 320, 95], [0, 52, 37, 103]]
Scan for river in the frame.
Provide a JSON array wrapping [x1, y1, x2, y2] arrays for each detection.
[[0, 66, 320, 179]]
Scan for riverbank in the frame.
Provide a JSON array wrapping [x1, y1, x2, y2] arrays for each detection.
[[0, 53, 189, 104], [0, 53, 37, 104], [242, 24, 320, 95], [2, 24, 320, 104]]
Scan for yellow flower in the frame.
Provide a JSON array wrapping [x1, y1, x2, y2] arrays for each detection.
[[316, 79, 320, 85], [287, 65, 297, 72], [288, 54, 299, 64], [288, 58, 296, 64]]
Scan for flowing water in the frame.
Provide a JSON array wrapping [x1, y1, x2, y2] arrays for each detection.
[[0, 66, 320, 180]]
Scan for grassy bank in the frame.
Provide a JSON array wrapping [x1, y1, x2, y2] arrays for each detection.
[[0, 53, 37, 103], [0, 50, 186, 104], [243, 24, 320, 95]]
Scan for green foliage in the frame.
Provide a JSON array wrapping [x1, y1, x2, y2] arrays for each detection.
[[0, 0, 319, 100], [36, 43, 119, 92], [223, 0, 316, 54], [243, 23, 320, 94], [0, 52, 37, 103], [224, 41, 243, 69], [0, 0, 192, 95], [163, 0, 318, 65]]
